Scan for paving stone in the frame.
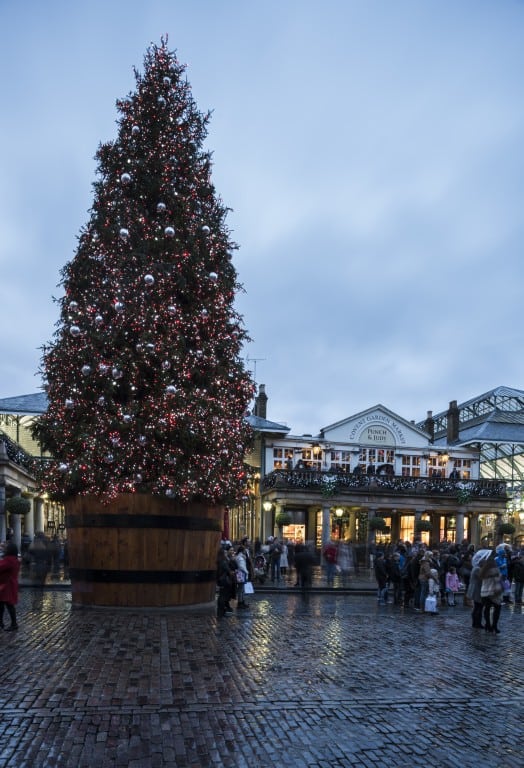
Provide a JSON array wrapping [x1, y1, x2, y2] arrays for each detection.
[[0, 590, 522, 767]]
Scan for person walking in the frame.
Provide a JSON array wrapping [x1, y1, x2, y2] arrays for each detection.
[[235, 545, 250, 610], [216, 547, 233, 618], [374, 552, 389, 605], [269, 538, 282, 584], [0, 542, 21, 631], [511, 550, 524, 604], [480, 549, 503, 634], [323, 538, 338, 587], [468, 549, 491, 628]]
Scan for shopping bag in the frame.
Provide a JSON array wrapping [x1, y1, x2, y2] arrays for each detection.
[[424, 594, 437, 613], [244, 581, 254, 595]]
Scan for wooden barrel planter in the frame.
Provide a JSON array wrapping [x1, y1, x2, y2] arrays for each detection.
[[65, 494, 223, 608]]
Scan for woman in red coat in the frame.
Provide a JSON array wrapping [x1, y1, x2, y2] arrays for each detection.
[[0, 542, 21, 631]]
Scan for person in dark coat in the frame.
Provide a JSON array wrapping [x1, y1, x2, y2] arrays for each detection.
[[0, 542, 21, 631], [216, 547, 233, 618]]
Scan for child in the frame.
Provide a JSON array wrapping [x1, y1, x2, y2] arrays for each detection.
[[425, 568, 440, 614], [0, 541, 21, 631], [445, 565, 460, 606]]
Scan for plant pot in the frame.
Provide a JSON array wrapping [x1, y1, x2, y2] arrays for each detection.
[[65, 494, 223, 607]]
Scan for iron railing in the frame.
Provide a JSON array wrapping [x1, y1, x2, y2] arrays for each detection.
[[262, 469, 507, 499]]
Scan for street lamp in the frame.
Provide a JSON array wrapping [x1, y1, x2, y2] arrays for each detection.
[[263, 501, 273, 513]]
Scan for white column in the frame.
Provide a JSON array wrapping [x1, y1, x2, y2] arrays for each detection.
[[34, 498, 45, 534], [455, 509, 465, 544], [26, 498, 35, 540], [11, 513, 21, 551], [321, 505, 331, 551]]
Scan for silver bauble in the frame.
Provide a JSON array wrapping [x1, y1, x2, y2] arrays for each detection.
[[69, 301, 78, 311], [94, 314, 103, 325], [69, 325, 81, 337], [165, 384, 177, 395], [144, 274, 155, 286], [164, 226, 175, 238], [81, 365, 92, 376], [156, 201, 166, 213], [120, 172, 132, 185], [202, 225, 211, 235], [163, 76, 171, 86], [58, 463, 69, 473], [157, 96, 166, 106], [65, 398, 74, 409], [209, 272, 218, 281], [119, 228, 129, 240], [114, 301, 124, 312], [131, 125, 140, 135], [167, 305, 176, 315], [98, 396, 106, 406], [162, 360, 171, 370], [112, 367, 123, 380]]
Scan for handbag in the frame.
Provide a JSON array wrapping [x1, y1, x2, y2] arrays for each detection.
[[424, 594, 437, 613], [244, 581, 254, 594]]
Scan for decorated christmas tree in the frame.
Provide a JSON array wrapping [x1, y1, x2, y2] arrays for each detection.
[[34, 39, 254, 506]]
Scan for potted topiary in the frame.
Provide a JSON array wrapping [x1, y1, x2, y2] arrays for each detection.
[[368, 516, 387, 531], [498, 522, 516, 536], [5, 496, 31, 516], [415, 519, 433, 533], [275, 510, 292, 528]]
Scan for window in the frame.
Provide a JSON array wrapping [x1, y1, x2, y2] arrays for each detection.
[[273, 447, 294, 470], [359, 448, 394, 474], [402, 455, 420, 477], [300, 448, 321, 471], [330, 450, 351, 472], [428, 456, 447, 477], [452, 459, 472, 480]]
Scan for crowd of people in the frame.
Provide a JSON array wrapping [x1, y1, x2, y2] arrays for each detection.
[[370, 538, 523, 633], [216, 535, 316, 617], [216, 534, 524, 634]]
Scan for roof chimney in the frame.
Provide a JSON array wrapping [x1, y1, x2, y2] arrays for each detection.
[[254, 384, 268, 419], [424, 410, 435, 441], [446, 400, 459, 443]]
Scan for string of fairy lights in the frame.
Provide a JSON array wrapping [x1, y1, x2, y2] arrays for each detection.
[[34, 39, 254, 503]]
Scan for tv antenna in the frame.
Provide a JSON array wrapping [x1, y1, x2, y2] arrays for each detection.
[[246, 355, 266, 383]]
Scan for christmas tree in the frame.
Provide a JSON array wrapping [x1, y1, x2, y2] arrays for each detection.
[[34, 39, 254, 505]]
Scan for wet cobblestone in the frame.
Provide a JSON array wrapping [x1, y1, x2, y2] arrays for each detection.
[[0, 590, 522, 767]]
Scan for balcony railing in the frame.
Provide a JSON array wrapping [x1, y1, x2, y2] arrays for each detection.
[[262, 469, 507, 499]]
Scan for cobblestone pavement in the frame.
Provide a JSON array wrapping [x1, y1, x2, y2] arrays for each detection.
[[0, 589, 522, 768]]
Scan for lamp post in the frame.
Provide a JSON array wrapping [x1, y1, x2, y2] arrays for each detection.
[[262, 500, 273, 542]]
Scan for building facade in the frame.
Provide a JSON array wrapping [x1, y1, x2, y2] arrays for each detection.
[[253, 401, 507, 556], [2, 385, 524, 554]]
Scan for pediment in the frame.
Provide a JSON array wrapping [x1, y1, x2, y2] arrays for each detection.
[[320, 405, 430, 448]]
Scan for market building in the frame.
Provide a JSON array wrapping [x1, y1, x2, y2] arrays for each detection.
[[247, 390, 507, 556]]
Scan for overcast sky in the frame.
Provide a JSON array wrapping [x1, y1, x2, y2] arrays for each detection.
[[1, 0, 524, 436]]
